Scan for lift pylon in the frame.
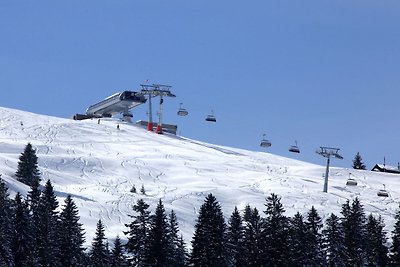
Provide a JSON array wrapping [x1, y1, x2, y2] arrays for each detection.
[[316, 147, 343, 193], [139, 84, 176, 133]]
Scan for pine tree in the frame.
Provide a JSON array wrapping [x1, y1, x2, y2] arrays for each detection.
[[305, 206, 325, 266], [0, 179, 15, 266], [226, 206, 245, 267], [288, 212, 308, 267], [190, 193, 228, 266], [365, 214, 388, 267], [90, 219, 111, 267], [110, 235, 128, 267], [261, 193, 290, 267], [352, 152, 366, 170], [58, 195, 86, 267], [242, 205, 262, 266], [140, 184, 146, 195], [124, 198, 150, 266], [341, 198, 367, 267], [12, 192, 34, 267], [36, 180, 61, 267], [26, 178, 41, 266], [166, 210, 187, 267], [15, 143, 41, 186], [389, 205, 400, 266], [143, 199, 170, 267], [323, 213, 347, 267]]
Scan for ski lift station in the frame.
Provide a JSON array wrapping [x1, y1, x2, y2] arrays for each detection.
[[72, 84, 177, 134]]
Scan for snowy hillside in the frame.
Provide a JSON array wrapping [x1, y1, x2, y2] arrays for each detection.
[[0, 106, 398, 246]]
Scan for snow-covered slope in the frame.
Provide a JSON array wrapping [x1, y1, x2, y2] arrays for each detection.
[[0, 107, 398, 246]]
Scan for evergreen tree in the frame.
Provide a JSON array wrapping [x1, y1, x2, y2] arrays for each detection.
[[352, 152, 366, 170], [242, 205, 262, 267], [58, 195, 86, 267], [261, 193, 290, 267], [305, 206, 325, 266], [323, 213, 346, 267], [15, 143, 41, 186], [365, 214, 388, 267], [90, 219, 111, 267], [143, 199, 169, 267], [166, 210, 187, 267], [12, 192, 34, 267], [190, 193, 228, 266], [389, 205, 400, 266], [110, 235, 128, 267], [226, 206, 245, 267], [124, 198, 150, 266], [341, 198, 367, 267], [0, 179, 15, 266], [37, 180, 61, 267], [36, 180, 60, 266], [140, 184, 146, 195], [176, 235, 189, 267], [26, 178, 41, 266], [288, 212, 308, 267]]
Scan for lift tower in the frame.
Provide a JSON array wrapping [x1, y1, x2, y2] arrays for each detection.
[[139, 84, 176, 134], [316, 147, 343, 193]]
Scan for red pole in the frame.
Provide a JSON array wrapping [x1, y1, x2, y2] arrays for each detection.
[[156, 95, 163, 134], [147, 94, 153, 131]]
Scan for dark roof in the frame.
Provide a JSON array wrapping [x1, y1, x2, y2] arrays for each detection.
[[371, 164, 400, 174]]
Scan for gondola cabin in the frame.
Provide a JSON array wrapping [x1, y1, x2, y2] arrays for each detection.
[[289, 145, 300, 153], [205, 110, 216, 122], [377, 189, 389, 197], [288, 141, 300, 153], [260, 134, 271, 148], [177, 103, 188, 116], [205, 115, 216, 122], [346, 178, 357, 186]]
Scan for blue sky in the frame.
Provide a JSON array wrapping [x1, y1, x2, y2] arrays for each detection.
[[1, 1, 399, 169]]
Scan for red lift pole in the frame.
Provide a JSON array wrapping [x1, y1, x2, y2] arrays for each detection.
[[147, 94, 153, 131], [139, 84, 175, 133]]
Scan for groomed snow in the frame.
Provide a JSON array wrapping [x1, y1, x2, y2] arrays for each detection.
[[0, 106, 398, 246]]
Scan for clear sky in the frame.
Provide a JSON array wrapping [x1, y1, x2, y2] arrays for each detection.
[[1, 1, 399, 169]]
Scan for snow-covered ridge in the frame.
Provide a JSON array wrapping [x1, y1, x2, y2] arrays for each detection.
[[0, 106, 398, 246]]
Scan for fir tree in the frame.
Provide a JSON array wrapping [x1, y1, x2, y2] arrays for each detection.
[[176, 235, 189, 267], [288, 212, 308, 267], [261, 193, 290, 267], [58, 195, 86, 267], [15, 143, 41, 186], [26, 178, 41, 266], [341, 198, 367, 267], [190, 193, 228, 266], [226, 206, 245, 267], [352, 152, 366, 170], [0, 179, 15, 266], [90, 219, 111, 267], [323, 213, 346, 267], [37, 180, 61, 267], [124, 198, 150, 266], [365, 214, 388, 267], [166, 210, 187, 267], [12, 192, 34, 267], [110, 235, 128, 267], [389, 205, 400, 266], [140, 184, 146, 195], [242, 205, 262, 267], [143, 199, 170, 267], [305, 206, 325, 266]]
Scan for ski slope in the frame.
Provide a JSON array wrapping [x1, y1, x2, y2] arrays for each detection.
[[0, 106, 398, 246]]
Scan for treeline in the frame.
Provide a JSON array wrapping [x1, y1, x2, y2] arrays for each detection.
[[3, 178, 400, 267], [2, 143, 400, 266]]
